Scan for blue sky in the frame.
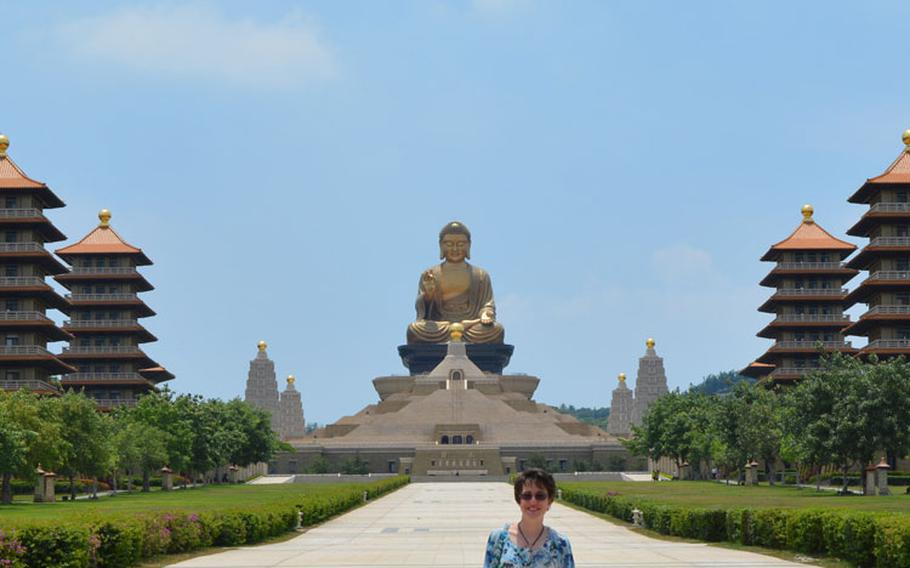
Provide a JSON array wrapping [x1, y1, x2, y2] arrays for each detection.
[[3, 1, 909, 424]]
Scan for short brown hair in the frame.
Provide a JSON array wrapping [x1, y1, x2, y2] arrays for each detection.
[[514, 468, 556, 504]]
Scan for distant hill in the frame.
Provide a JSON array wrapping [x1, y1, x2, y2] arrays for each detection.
[[554, 404, 610, 429], [688, 370, 755, 395]]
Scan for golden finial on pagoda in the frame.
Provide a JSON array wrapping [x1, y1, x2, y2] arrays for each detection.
[[646, 338, 655, 349], [0, 133, 9, 158], [98, 209, 111, 228], [450, 322, 465, 342], [618, 372, 626, 384], [801, 204, 814, 224], [257, 340, 267, 352], [287, 375, 295, 385], [903, 129, 910, 152]]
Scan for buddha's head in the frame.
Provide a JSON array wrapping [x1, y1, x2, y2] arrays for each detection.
[[438, 221, 471, 262]]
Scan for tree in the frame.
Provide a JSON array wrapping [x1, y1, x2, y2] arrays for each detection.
[[0, 390, 66, 504], [127, 389, 193, 488], [713, 382, 781, 483], [785, 354, 874, 493], [52, 392, 112, 500], [625, 390, 700, 474]]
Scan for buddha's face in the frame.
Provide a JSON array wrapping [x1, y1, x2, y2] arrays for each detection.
[[440, 233, 470, 262]]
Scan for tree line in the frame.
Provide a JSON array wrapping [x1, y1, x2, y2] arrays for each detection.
[[624, 354, 910, 492], [0, 388, 285, 504]]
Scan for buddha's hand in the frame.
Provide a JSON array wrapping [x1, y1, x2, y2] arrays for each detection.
[[421, 270, 437, 298], [480, 309, 495, 325]]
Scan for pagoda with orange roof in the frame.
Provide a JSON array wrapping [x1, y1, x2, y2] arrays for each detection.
[[0, 134, 75, 393], [55, 210, 172, 408], [842, 131, 910, 357], [742, 205, 858, 385]]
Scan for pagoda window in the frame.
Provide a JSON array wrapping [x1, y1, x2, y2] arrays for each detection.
[[898, 191, 909, 203], [453, 435, 463, 444], [4, 371, 20, 380], [4, 264, 18, 277], [5, 299, 18, 311], [897, 293, 910, 305], [440, 435, 449, 444], [898, 225, 910, 237], [81, 285, 92, 293], [466, 435, 474, 444], [4, 231, 16, 243], [818, 253, 830, 262], [81, 259, 92, 268], [95, 258, 105, 267], [899, 328, 910, 340], [109, 257, 120, 267], [4, 335, 20, 346], [80, 338, 90, 347], [897, 259, 910, 271], [806, 252, 817, 262], [3, 197, 15, 208], [94, 338, 104, 347]]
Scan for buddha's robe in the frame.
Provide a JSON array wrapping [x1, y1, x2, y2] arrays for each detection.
[[407, 262, 505, 344]]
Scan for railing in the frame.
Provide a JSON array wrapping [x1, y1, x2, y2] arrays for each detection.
[[0, 243, 44, 253], [869, 237, 910, 247], [0, 208, 42, 218], [773, 288, 847, 297], [62, 346, 143, 354], [0, 276, 46, 287], [0, 380, 60, 392], [68, 267, 138, 275], [64, 319, 139, 328], [865, 305, 910, 315], [92, 398, 138, 408], [62, 372, 147, 382], [770, 367, 818, 376], [773, 314, 850, 323], [66, 293, 138, 302], [867, 339, 910, 350], [868, 271, 910, 280], [775, 262, 844, 270], [772, 340, 852, 349], [0, 311, 51, 321], [0, 345, 54, 356], [869, 202, 910, 213]]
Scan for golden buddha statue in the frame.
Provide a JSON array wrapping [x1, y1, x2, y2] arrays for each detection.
[[407, 221, 505, 344]]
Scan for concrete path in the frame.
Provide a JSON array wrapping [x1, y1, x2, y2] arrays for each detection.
[[169, 482, 804, 567]]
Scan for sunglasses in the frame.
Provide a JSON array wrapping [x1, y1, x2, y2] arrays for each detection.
[[519, 491, 549, 502]]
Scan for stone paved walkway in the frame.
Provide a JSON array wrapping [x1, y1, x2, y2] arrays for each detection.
[[169, 482, 804, 567]]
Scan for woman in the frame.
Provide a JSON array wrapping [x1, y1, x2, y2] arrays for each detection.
[[484, 469, 575, 567]]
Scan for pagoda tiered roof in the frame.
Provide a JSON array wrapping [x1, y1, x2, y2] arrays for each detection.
[[0, 150, 66, 208], [760, 214, 856, 261], [56, 213, 152, 265], [848, 135, 910, 203]]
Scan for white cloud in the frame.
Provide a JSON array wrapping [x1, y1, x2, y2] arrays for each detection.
[[56, 4, 335, 88], [651, 243, 716, 285]]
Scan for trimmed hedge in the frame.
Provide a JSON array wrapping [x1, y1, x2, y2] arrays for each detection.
[[562, 486, 908, 567], [0, 475, 409, 568]]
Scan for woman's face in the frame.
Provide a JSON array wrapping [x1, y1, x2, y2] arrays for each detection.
[[518, 481, 551, 521]]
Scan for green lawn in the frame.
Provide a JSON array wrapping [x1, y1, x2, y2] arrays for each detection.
[[0, 482, 370, 523], [559, 480, 910, 514]]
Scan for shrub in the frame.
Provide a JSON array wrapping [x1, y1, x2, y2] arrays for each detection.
[[562, 486, 910, 568], [1, 476, 409, 568]]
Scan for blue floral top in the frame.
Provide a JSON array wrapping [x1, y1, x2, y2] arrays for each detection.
[[483, 523, 575, 568]]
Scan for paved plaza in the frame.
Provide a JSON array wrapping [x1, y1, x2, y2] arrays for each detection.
[[170, 482, 804, 567]]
